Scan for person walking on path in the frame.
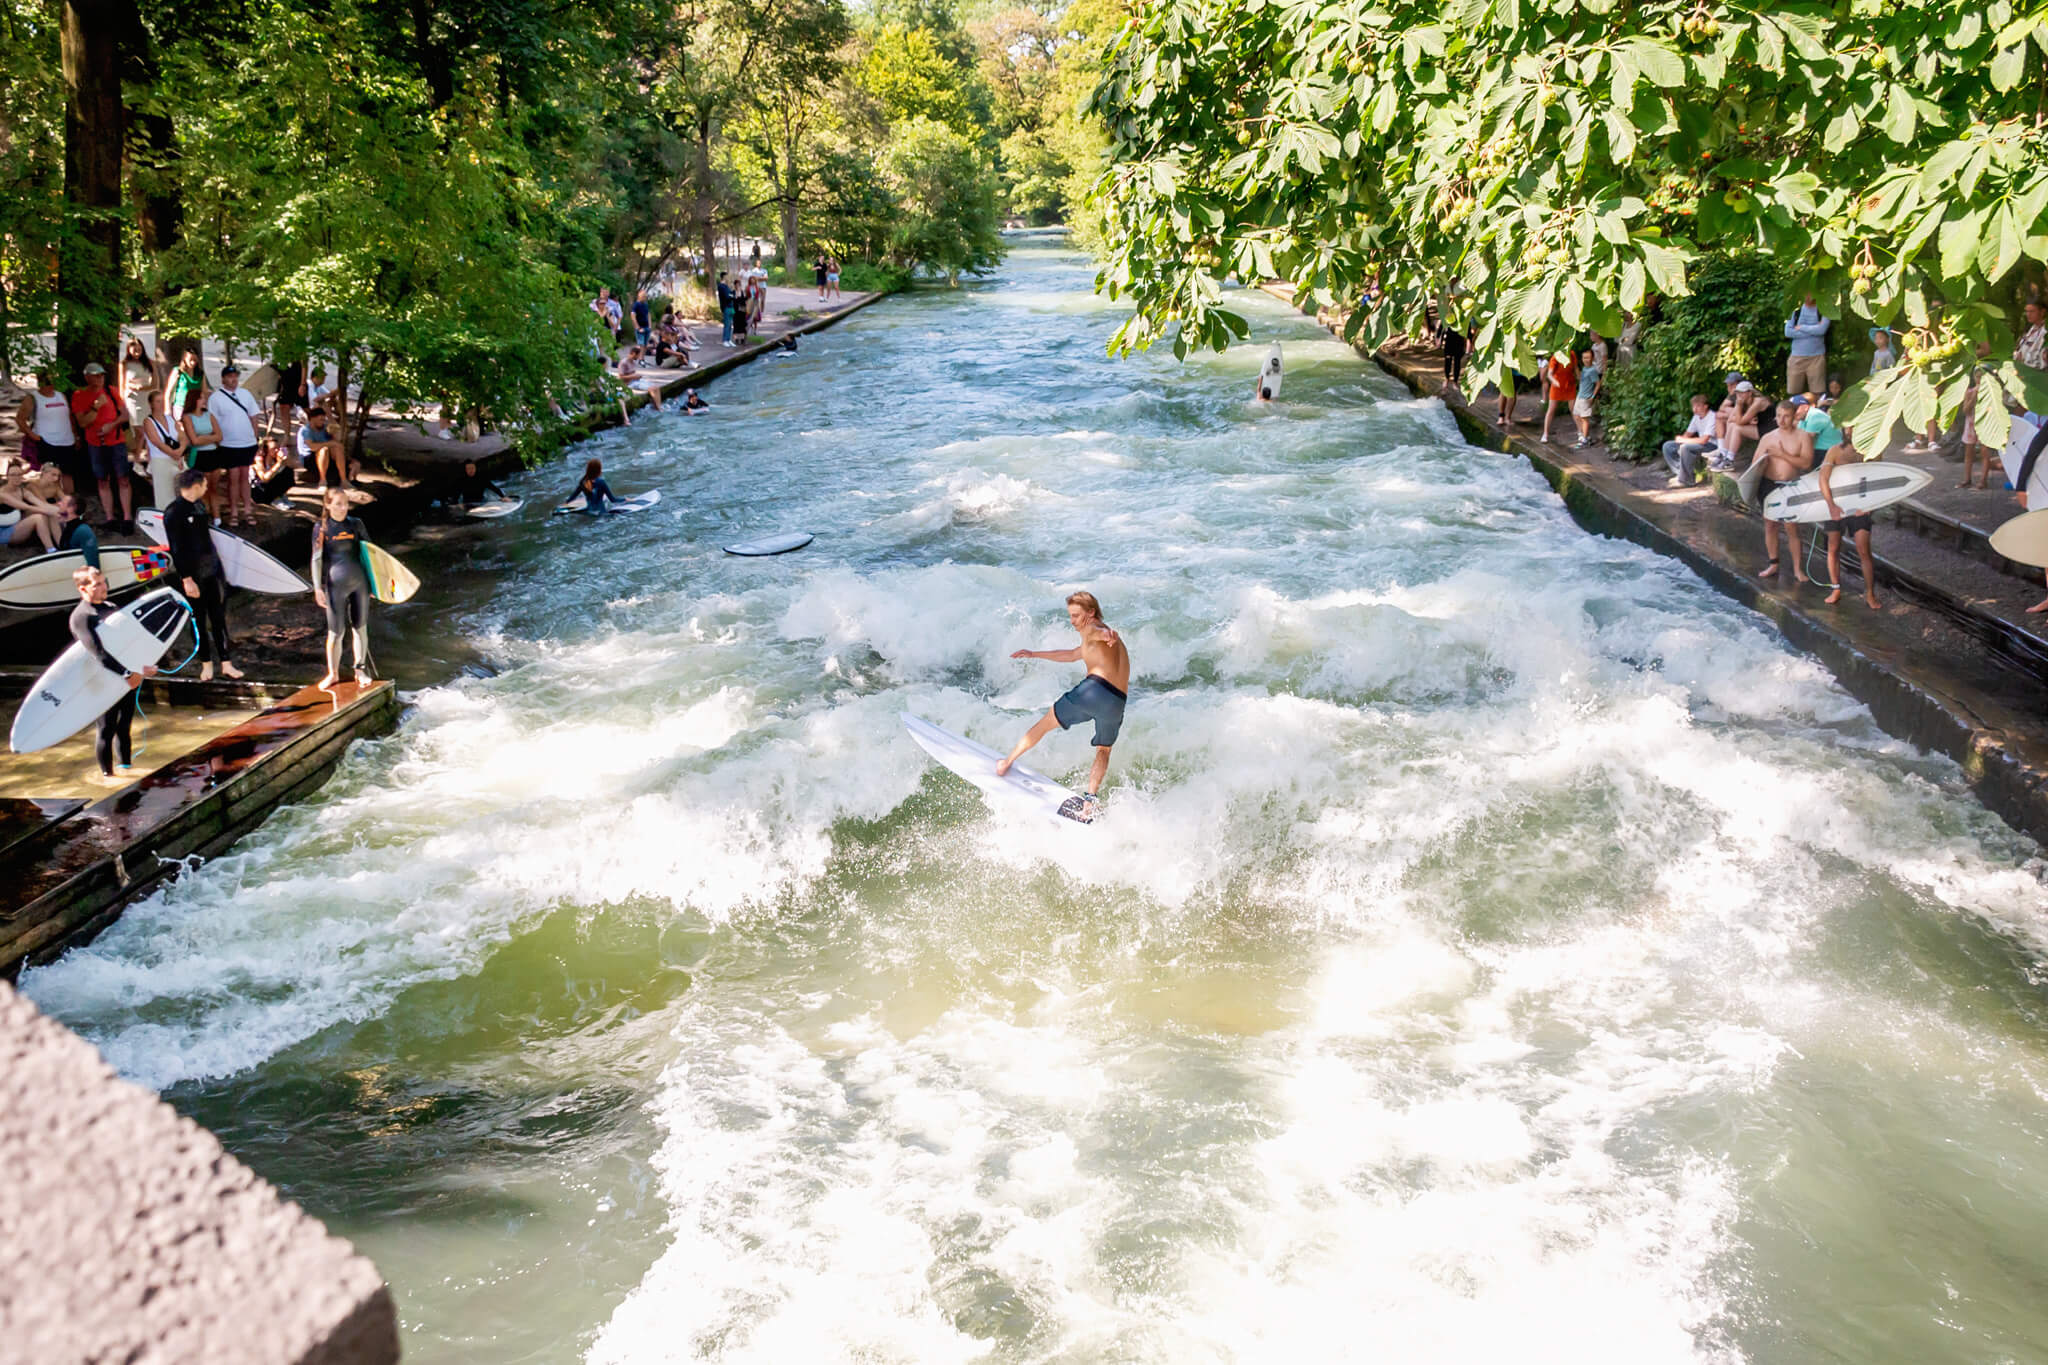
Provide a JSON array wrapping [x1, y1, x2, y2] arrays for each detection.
[[208, 364, 261, 527], [996, 590, 1131, 824], [139, 389, 187, 508], [310, 486, 375, 689], [69, 566, 157, 785], [717, 272, 736, 346], [1441, 326, 1467, 388], [18, 370, 78, 484], [72, 362, 130, 530], [1571, 346, 1603, 448], [1785, 295, 1831, 398], [164, 468, 243, 681], [815, 254, 828, 302], [1539, 350, 1578, 444]]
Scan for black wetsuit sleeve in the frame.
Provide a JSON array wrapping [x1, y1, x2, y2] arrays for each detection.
[[2019, 419, 2048, 496], [70, 600, 126, 677]]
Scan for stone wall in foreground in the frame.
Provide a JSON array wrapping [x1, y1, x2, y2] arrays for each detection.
[[0, 981, 399, 1364]]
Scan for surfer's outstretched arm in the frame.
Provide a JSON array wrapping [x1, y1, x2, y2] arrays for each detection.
[[996, 707, 1060, 777], [1012, 646, 1081, 663]]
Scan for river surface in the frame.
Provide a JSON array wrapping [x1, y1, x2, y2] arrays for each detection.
[[23, 238, 2048, 1363]]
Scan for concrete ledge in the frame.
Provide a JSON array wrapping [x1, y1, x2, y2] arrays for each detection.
[[0, 980, 399, 1364]]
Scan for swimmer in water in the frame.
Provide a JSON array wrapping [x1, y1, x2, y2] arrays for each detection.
[[996, 590, 1131, 822], [570, 457, 616, 514]]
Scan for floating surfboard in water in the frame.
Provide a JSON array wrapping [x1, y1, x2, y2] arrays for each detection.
[[1257, 343, 1283, 401], [555, 490, 662, 515], [360, 541, 420, 604], [133, 509, 310, 594], [10, 587, 191, 753], [464, 499, 525, 520], [901, 713, 1099, 827], [724, 532, 814, 556], [0, 546, 173, 610], [1761, 462, 1932, 524]]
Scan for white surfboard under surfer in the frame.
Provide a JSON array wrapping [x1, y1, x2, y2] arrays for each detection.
[[997, 590, 1130, 823]]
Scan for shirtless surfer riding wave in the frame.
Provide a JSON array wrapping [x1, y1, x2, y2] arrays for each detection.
[[997, 590, 1130, 823]]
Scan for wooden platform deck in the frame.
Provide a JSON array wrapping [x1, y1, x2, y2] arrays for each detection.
[[0, 680, 399, 978]]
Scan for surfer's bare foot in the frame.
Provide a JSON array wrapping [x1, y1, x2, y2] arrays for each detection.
[[995, 757, 1013, 777], [199, 663, 214, 681], [316, 672, 339, 688], [1757, 559, 1779, 579], [221, 661, 244, 679], [1825, 587, 1843, 605], [355, 670, 374, 688], [2027, 597, 2048, 614], [1865, 591, 1882, 609]]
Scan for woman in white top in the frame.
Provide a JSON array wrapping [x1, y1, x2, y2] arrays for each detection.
[[0, 463, 61, 549], [119, 339, 157, 454], [141, 389, 188, 508]]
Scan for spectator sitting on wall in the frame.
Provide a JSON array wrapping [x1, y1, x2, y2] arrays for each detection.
[[1819, 375, 1844, 411], [1794, 393, 1843, 466], [251, 440, 294, 503], [616, 347, 665, 411], [1717, 378, 1768, 468], [1662, 394, 1719, 487], [297, 404, 349, 492], [1785, 294, 1831, 397], [55, 494, 101, 569], [1539, 350, 1578, 444]]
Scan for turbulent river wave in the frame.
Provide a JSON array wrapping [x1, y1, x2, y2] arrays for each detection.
[[24, 239, 2048, 1364]]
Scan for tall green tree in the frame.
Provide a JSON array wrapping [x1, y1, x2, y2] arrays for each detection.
[[882, 114, 1004, 282], [1091, 0, 2048, 449]]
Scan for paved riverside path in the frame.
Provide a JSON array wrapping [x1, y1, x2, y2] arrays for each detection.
[[1263, 286, 2048, 843]]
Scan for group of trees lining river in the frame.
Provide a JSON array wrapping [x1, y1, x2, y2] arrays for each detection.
[[5, 0, 2048, 464], [0, 0, 1120, 446]]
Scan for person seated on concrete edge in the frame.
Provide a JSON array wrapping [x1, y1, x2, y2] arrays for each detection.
[[251, 440, 295, 504], [70, 565, 157, 785], [1815, 428, 1882, 610], [1752, 399, 1815, 584], [616, 347, 664, 410], [1717, 379, 1768, 468], [165, 467, 243, 681], [454, 460, 505, 508], [297, 404, 349, 493], [682, 388, 709, 414], [1794, 393, 1844, 467], [1662, 394, 1718, 487], [55, 494, 100, 569], [0, 462, 61, 549]]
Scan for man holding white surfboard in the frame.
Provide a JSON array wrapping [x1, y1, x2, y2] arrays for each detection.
[[165, 469, 245, 681], [70, 567, 158, 783], [996, 591, 1130, 823]]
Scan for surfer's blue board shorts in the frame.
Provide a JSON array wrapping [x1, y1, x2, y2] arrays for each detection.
[[1053, 675, 1127, 747]]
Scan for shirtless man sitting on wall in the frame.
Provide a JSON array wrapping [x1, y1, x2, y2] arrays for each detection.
[[997, 590, 1131, 823]]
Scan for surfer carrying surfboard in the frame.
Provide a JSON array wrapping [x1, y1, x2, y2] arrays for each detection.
[[995, 590, 1130, 821], [70, 566, 157, 784], [1752, 400, 1815, 584], [1815, 430, 1882, 610]]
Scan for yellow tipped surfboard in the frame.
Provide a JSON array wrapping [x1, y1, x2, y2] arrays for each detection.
[[1990, 508, 2048, 569], [360, 541, 420, 604]]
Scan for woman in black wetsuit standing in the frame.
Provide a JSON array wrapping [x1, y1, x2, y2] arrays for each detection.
[[310, 485, 374, 688]]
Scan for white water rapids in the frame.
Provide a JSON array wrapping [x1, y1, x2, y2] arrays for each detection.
[[23, 238, 2048, 1363]]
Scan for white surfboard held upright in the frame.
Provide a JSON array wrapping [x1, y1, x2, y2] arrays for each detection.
[[133, 509, 310, 594], [10, 587, 191, 754]]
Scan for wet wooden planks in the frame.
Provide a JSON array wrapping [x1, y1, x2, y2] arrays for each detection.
[[0, 680, 398, 978]]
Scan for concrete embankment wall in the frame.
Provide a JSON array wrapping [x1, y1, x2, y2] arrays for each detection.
[[0, 980, 399, 1363]]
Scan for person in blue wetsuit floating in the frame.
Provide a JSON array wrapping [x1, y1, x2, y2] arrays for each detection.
[[570, 458, 618, 514], [996, 590, 1131, 823]]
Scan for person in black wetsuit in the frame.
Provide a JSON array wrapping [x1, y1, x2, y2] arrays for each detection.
[[69, 566, 157, 784], [682, 389, 709, 414], [454, 459, 506, 509], [570, 457, 617, 515], [309, 486, 373, 688], [164, 468, 243, 681]]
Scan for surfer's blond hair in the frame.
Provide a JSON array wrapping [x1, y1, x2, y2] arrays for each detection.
[[1066, 590, 1104, 624]]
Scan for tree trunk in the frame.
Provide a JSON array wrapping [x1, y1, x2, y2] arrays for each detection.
[[781, 194, 800, 276], [58, 0, 127, 377], [696, 117, 717, 285], [133, 107, 181, 256]]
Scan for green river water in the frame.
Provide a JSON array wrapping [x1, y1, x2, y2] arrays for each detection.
[[23, 237, 2048, 1363]]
